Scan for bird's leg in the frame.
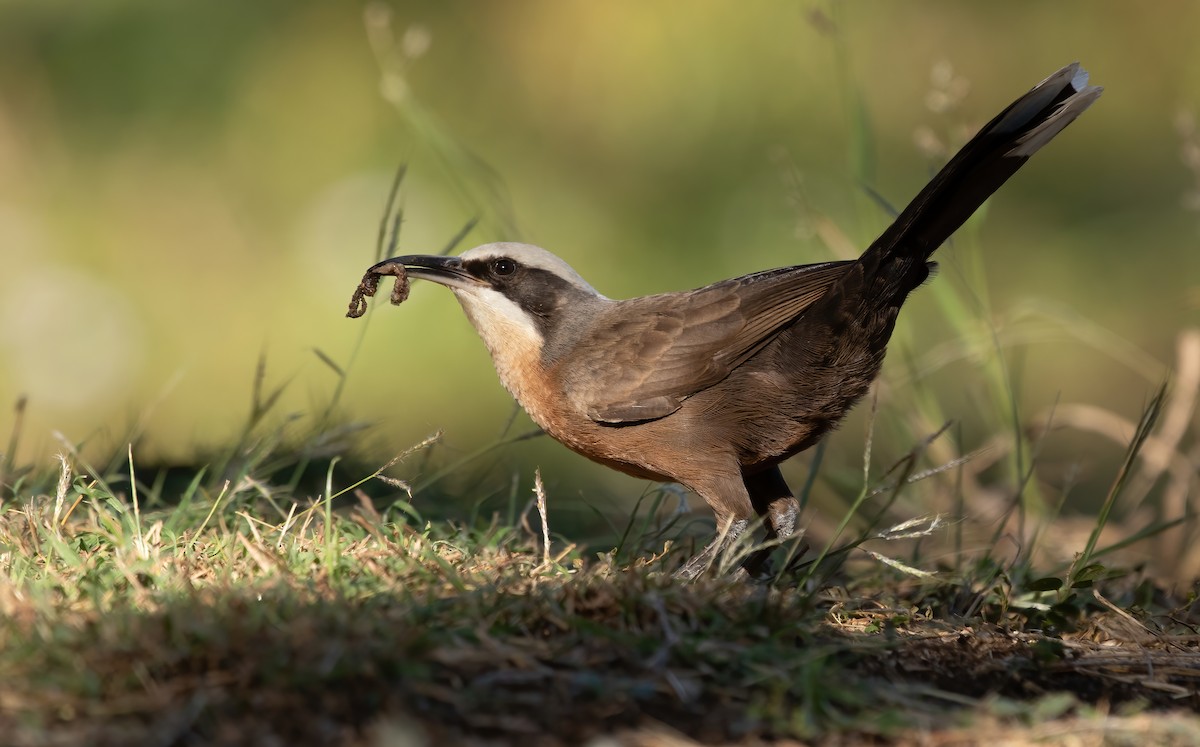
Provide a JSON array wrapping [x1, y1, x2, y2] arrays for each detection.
[[746, 466, 798, 540], [742, 466, 802, 576], [674, 515, 749, 581], [674, 472, 755, 581]]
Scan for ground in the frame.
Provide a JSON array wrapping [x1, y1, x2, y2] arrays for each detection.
[[3, 474, 1200, 746]]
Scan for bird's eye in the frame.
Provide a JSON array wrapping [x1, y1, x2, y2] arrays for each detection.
[[491, 258, 518, 277]]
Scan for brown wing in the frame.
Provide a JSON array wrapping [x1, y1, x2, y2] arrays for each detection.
[[563, 260, 855, 424]]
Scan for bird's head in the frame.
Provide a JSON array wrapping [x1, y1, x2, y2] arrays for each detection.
[[373, 242, 609, 360]]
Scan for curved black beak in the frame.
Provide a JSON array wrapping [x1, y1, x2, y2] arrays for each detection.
[[370, 255, 482, 291]]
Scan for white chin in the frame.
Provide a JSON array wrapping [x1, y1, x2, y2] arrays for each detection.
[[452, 287, 544, 345]]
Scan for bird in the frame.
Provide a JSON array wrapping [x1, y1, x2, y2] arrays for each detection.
[[353, 63, 1101, 580]]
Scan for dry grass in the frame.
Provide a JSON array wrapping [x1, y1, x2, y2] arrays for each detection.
[[2, 436, 1200, 746]]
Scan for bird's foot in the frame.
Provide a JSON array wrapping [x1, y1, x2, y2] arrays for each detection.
[[672, 519, 749, 581]]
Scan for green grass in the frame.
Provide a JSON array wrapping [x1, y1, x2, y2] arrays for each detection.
[[2, 405, 1200, 745]]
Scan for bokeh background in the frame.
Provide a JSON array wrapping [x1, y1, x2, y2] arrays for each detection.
[[2, 2, 1199, 565]]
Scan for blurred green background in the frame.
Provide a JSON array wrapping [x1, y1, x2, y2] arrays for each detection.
[[1, 2, 1198, 542]]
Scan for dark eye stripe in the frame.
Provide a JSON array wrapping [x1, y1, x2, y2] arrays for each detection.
[[464, 259, 496, 279], [465, 257, 520, 280]]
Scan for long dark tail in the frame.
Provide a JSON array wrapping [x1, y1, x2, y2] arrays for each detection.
[[866, 63, 1101, 274]]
